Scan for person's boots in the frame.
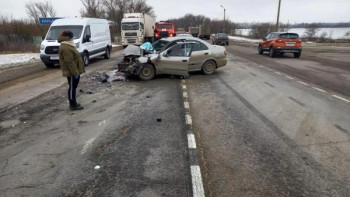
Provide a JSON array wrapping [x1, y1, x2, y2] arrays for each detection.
[[70, 104, 84, 110]]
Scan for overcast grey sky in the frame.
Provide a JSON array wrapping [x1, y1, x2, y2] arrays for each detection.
[[1, 0, 349, 23]]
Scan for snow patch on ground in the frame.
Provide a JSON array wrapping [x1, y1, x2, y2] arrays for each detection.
[[0, 53, 40, 69], [228, 36, 262, 43]]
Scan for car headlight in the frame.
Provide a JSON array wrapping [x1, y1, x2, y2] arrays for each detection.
[[40, 44, 45, 50]]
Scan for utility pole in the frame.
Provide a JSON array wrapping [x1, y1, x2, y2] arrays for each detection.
[[276, 0, 281, 31], [220, 5, 226, 33]]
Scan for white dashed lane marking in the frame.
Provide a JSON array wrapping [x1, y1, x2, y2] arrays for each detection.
[[332, 95, 350, 103], [297, 81, 309, 86], [191, 165, 205, 197], [312, 87, 327, 93], [187, 134, 197, 149], [186, 114, 192, 125]]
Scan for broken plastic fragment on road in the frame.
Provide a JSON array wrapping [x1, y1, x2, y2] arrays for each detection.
[[92, 70, 127, 83], [94, 165, 100, 170]]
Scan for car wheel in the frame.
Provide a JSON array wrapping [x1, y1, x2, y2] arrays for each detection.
[[294, 52, 301, 58], [104, 47, 110, 59], [83, 52, 89, 66], [139, 63, 155, 80], [44, 63, 56, 68], [258, 45, 263, 54], [202, 60, 216, 75], [269, 47, 275, 58]]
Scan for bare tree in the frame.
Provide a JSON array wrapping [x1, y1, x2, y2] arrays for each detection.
[[304, 23, 319, 41], [249, 23, 274, 39], [25, 1, 56, 24], [80, 0, 106, 18]]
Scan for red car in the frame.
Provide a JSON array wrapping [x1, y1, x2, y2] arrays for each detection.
[[258, 32, 302, 58]]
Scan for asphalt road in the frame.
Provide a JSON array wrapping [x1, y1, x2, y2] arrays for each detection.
[[0, 42, 349, 197]]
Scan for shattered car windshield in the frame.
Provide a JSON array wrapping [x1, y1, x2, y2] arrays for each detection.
[[46, 26, 83, 40], [121, 23, 140, 30], [152, 40, 169, 52]]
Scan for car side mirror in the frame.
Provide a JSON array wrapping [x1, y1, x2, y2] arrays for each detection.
[[42, 36, 45, 40], [263, 37, 267, 41], [84, 35, 91, 42], [162, 52, 168, 57]]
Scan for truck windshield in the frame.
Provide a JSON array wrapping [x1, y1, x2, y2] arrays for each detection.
[[122, 23, 140, 30], [46, 26, 83, 40], [157, 24, 173, 29]]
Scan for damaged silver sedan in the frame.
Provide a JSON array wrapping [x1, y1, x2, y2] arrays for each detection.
[[118, 37, 227, 80]]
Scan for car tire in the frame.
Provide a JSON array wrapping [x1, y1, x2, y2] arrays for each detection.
[[269, 47, 275, 58], [294, 52, 301, 58], [44, 63, 56, 68], [139, 63, 155, 81], [104, 47, 110, 59], [202, 60, 216, 75], [83, 52, 89, 67], [258, 45, 263, 54]]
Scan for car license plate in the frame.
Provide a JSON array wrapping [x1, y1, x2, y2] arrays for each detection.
[[50, 56, 59, 60], [286, 42, 295, 46]]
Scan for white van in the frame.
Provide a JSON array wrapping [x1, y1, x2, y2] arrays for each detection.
[[40, 18, 112, 68]]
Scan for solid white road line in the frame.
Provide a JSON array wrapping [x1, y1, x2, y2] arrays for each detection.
[[332, 95, 350, 103], [187, 134, 197, 149], [184, 102, 190, 109], [186, 114, 192, 125], [285, 76, 294, 79], [81, 138, 96, 154], [297, 81, 309, 86], [182, 85, 187, 90], [191, 165, 205, 197], [183, 92, 188, 98], [312, 87, 327, 93]]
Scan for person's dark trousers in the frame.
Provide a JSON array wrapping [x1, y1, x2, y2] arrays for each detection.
[[67, 75, 80, 107]]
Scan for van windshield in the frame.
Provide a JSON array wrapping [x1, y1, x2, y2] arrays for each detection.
[[122, 23, 140, 30], [46, 26, 83, 40]]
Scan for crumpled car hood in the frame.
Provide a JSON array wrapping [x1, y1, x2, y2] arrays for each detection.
[[138, 54, 159, 64]]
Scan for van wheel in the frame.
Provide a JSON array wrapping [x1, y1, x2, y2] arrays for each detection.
[[83, 52, 89, 67], [44, 63, 55, 68], [139, 64, 155, 81], [202, 60, 216, 75], [104, 47, 110, 59]]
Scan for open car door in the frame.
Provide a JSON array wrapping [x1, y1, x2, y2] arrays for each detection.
[[157, 43, 194, 76]]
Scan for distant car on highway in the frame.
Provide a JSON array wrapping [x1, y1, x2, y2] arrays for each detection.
[[118, 37, 227, 80], [212, 33, 229, 46], [258, 32, 302, 58], [176, 33, 193, 37]]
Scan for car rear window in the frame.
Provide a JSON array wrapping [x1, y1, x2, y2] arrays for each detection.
[[279, 33, 299, 39]]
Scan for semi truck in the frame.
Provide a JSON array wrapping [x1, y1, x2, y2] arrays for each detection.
[[189, 26, 199, 37], [198, 24, 211, 40], [154, 21, 177, 40], [121, 13, 156, 47]]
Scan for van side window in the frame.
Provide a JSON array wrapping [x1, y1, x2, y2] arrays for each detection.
[[83, 26, 91, 43]]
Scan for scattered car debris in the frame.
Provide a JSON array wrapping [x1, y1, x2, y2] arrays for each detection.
[[92, 100, 97, 103], [157, 118, 162, 122], [94, 165, 100, 170], [92, 70, 127, 83]]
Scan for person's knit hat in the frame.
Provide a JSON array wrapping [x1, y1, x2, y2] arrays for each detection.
[[62, 31, 74, 38]]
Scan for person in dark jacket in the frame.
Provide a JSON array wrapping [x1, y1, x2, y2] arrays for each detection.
[[58, 31, 85, 110]]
